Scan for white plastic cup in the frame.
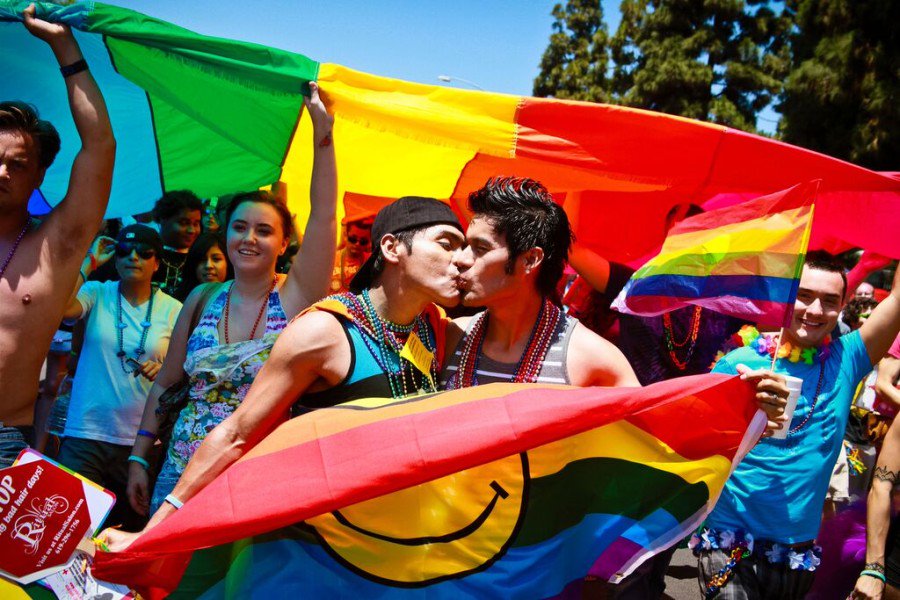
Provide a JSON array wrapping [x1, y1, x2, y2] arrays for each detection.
[[771, 375, 803, 439]]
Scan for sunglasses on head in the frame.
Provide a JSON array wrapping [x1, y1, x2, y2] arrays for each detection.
[[347, 235, 370, 246], [115, 242, 156, 259]]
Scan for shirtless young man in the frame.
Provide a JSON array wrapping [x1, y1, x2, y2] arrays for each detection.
[[0, 6, 116, 466]]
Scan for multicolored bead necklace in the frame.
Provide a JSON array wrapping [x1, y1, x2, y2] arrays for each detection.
[[0, 220, 30, 280], [447, 297, 562, 390], [224, 277, 277, 344], [116, 282, 156, 374], [663, 305, 703, 371], [335, 290, 437, 399], [704, 543, 751, 599]]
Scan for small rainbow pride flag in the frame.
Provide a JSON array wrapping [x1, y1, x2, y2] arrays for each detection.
[[93, 375, 764, 599], [612, 181, 818, 327]]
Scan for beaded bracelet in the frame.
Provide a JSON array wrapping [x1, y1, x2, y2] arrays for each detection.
[[136, 429, 157, 440], [127, 455, 150, 470], [60, 59, 88, 78], [861, 569, 887, 583], [865, 562, 886, 574], [164, 494, 184, 510]]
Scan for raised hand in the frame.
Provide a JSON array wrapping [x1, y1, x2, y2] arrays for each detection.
[[22, 3, 72, 45], [304, 81, 334, 139]]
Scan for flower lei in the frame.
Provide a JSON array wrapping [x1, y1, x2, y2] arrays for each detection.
[[710, 325, 831, 370], [689, 527, 821, 597]]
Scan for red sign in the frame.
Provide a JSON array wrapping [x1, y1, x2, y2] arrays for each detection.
[[0, 459, 91, 579]]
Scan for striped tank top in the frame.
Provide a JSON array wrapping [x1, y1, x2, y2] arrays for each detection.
[[440, 311, 577, 387]]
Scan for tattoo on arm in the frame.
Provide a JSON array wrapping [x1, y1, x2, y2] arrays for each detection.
[[874, 466, 898, 483], [318, 132, 332, 147]]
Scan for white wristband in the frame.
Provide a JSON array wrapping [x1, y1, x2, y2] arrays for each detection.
[[163, 493, 184, 510]]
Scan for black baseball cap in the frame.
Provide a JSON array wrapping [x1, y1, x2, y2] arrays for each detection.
[[349, 197, 463, 293], [116, 224, 163, 256]]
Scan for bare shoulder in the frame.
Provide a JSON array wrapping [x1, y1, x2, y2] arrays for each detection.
[[569, 321, 616, 353], [567, 321, 640, 387], [275, 309, 348, 357]]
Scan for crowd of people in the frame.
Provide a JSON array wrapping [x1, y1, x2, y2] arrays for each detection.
[[3, 11, 900, 600]]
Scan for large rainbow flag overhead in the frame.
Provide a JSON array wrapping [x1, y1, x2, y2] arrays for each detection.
[[611, 181, 817, 327], [92, 376, 765, 599], [2, 1, 899, 264]]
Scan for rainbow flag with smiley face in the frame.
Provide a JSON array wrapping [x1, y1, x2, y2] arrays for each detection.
[[93, 375, 764, 599]]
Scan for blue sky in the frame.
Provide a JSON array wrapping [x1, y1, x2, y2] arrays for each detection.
[[110, 1, 775, 132], [111, 0, 619, 96]]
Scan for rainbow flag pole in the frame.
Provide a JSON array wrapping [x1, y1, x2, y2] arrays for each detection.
[[612, 180, 818, 329]]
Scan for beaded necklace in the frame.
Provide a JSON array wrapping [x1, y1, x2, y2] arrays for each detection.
[[448, 298, 562, 390], [335, 290, 437, 399], [0, 220, 30, 280], [160, 249, 186, 293], [663, 305, 702, 371], [788, 360, 826, 436], [116, 282, 156, 374], [224, 277, 277, 344]]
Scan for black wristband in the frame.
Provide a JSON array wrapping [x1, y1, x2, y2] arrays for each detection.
[[60, 59, 88, 78]]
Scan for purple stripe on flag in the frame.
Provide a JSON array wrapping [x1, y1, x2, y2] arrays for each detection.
[[589, 536, 644, 580]]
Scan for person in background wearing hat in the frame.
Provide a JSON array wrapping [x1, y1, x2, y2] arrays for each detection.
[[0, 6, 116, 468], [329, 215, 373, 293], [104, 195, 465, 554], [57, 225, 182, 531]]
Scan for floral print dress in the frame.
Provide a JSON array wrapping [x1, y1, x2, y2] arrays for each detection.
[[151, 283, 288, 511]]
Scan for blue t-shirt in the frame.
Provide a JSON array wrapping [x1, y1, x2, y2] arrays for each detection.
[[706, 330, 872, 543]]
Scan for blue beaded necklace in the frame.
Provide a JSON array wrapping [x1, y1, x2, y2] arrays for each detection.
[[116, 282, 156, 374]]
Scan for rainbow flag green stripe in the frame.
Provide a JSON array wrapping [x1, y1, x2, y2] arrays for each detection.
[[512, 457, 709, 549]]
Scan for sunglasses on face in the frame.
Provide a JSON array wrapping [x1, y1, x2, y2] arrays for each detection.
[[115, 242, 156, 260], [347, 235, 370, 246]]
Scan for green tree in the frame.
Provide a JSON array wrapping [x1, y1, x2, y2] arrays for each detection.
[[779, 0, 900, 170], [533, 0, 611, 102], [610, 0, 791, 133]]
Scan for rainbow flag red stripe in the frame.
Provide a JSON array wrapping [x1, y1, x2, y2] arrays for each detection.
[[94, 375, 764, 598], [612, 181, 818, 327]]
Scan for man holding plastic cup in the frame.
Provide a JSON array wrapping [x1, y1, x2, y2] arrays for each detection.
[[693, 251, 900, 599]]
